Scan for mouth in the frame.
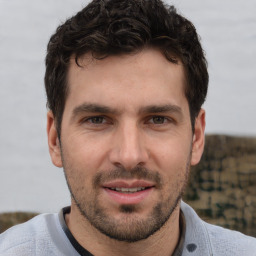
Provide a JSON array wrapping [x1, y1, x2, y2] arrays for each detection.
[[102, 180, 155, 205], [107, 187, 148, 193]]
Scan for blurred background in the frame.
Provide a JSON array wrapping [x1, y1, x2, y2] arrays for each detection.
[[0, 0, 255, 224]]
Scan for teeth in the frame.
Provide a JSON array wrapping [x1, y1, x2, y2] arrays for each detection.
[[110, 187, 146, 193]]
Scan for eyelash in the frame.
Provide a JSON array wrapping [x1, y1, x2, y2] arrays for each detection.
[[82, 116, 108, 125], [148, 116, 171, 124], [81, 115, 173, 126]]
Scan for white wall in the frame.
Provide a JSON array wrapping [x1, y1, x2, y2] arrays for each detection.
[[0, 0, 255, 212]]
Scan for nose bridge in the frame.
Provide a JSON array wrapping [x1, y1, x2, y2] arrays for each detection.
[[110, 119, 148, 169]]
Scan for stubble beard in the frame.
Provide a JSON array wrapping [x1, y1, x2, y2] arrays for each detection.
[[62, 154, 191, 243]]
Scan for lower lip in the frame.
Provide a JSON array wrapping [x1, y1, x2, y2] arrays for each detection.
[[103, 187, 154, 205]]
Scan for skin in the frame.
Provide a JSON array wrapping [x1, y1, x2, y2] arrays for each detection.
[[47, 48, 205, 256]]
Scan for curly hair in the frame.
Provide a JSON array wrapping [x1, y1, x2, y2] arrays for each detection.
[[45, 0, 208, 136]]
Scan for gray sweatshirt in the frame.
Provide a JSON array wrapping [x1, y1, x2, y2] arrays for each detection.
[[0, 201, 256, 255]]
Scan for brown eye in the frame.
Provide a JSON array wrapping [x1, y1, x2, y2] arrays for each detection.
[[152, 116, 166, 124], [88, 116, 105, 124]]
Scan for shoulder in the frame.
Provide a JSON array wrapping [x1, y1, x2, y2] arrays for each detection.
[[0, 213, 59, 255], [204, 221, 256, 256], [181, 201, 256, 256]]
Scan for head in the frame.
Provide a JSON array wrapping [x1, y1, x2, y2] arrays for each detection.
[[46, 0, 208, 243], [45, 0, 208, 137]]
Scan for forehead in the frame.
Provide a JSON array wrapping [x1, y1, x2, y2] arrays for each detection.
[[69, 49, 185, 83], [65, 48, 187, 113]]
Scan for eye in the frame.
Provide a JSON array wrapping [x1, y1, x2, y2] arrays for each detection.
[[151, 116, 168, 124], [85, 116, 106, 124]]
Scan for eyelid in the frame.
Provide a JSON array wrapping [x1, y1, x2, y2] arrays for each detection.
[[146, 115, 175, 124], [81, 115, 109, 124], [80, 114, 175, 125]]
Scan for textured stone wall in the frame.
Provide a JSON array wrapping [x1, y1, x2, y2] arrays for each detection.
[[183, 135, 256, 237], [1, 135, 256, 236]]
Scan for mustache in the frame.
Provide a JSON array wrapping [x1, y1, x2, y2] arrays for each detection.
[[93, 166, 162, 188]]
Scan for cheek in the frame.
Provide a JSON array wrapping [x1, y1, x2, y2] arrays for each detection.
[[63, 135, 108, 173], [158, 144, 191, 191], [151, 137, 191, 169]]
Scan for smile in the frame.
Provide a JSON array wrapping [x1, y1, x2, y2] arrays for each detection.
[[108, 187, 146, 193], [103, 186, 154, 205]]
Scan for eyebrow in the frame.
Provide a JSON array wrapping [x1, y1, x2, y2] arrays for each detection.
[[71, 103, 183, 121], [71, 103, 119, 120], [138, 104, 182, 115]]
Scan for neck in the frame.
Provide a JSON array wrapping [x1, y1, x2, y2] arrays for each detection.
[[65, 202, 181, 256]]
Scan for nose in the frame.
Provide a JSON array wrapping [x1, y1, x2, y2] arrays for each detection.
[[109, 122, 149, 170]]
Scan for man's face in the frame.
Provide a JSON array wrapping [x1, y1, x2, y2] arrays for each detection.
[[48, 48, 205, 242]]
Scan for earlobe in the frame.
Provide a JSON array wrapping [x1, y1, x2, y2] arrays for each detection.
[[47, 111, 63, 167], [190, 109, 206, 166]]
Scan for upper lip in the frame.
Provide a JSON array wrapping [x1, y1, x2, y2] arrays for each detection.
[[102, 180, 155, 189]]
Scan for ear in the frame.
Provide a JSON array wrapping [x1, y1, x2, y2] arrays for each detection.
[[190, 109, 206, 166], [47, 111, 63, 167]]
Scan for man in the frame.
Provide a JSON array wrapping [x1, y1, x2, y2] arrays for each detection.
[[1, 0, 255, 255]]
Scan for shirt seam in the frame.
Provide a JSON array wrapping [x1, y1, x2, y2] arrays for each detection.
[[202, 221, 214, 256]]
